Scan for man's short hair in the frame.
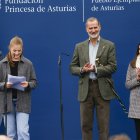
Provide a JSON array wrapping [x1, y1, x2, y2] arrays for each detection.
[[109, 134, 131, 140], [85, 17, 101, 27]]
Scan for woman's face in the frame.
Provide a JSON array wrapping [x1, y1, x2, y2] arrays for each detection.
[[10, 44, 22, 61]]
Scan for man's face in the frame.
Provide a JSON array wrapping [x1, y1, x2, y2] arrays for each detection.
[[86, 20, 101, 39]]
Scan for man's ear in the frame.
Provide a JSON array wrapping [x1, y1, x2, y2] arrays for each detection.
[[86, 27, 88, 33], [99, 25, 101, 30]]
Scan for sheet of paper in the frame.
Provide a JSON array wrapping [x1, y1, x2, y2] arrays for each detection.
[[8, 74, 26, 91]]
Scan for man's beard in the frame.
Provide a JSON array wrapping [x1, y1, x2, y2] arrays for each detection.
[[88, 31, 100, 39]]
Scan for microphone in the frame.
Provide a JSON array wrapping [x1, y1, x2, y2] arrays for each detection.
[[58, 52, 70, 65], [61, 52, 70, 56], [58, 55, 61, 65]]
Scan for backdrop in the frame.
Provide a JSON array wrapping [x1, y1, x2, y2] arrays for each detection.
[[0, 0, 140, 140]]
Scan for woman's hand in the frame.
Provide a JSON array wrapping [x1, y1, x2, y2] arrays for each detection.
[[6, 82, 13, 88], [20, 81, 29, 88]]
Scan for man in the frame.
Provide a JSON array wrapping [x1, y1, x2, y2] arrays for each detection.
[[109, 134, 131, 140], [70, 17, 117, 140]]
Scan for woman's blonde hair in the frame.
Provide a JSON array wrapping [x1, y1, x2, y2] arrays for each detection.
[[7, 36, 23, 66]]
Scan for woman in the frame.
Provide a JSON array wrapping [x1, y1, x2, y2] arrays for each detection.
[[0, 36, 37, 140], [125, 43, 140, 140]]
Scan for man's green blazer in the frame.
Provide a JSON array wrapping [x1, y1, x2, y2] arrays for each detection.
[[70, 37, 117, 101]]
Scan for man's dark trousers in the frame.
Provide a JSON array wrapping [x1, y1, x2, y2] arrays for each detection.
[[80, 79, 110, 140]]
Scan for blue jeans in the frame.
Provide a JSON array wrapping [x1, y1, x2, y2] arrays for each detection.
[[4, 101, 30, 140]]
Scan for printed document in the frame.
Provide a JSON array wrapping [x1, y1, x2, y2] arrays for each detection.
[[7, 74, 26, 91]]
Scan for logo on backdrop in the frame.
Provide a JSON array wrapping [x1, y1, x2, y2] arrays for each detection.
[[1, 0, 140, 22], [3, 0, 77, 13], [82, 0, 140, 21]]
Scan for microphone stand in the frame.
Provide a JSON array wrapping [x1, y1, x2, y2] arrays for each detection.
[[58, 55, 64, 140]]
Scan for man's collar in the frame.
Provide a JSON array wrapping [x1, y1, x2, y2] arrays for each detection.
[[88, 36, 100, 43]]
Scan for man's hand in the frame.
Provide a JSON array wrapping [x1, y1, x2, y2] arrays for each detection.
[[81, 63, 95, 73]]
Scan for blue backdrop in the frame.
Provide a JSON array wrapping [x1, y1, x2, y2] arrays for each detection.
[[0, 0, 140, 139]]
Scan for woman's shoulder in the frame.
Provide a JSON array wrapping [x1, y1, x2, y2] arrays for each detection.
[[0, 57, 8, 64], [21, 56, 33, 65], [128, 63, 136, 73]]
